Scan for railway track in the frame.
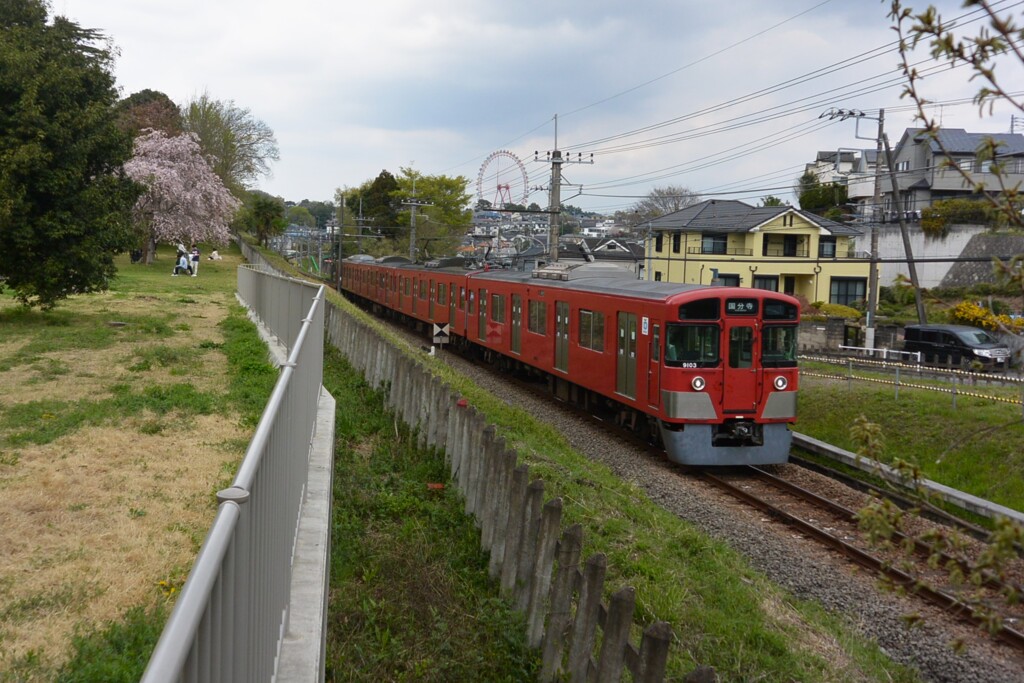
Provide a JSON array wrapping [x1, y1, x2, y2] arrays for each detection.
[[699, 466, 1024, 652]]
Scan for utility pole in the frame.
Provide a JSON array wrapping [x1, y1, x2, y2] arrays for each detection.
[[865, 109, 884, 349], [536, 114, 593, 263], [882, 133, 928, 324], [403, 176, 432, 262]]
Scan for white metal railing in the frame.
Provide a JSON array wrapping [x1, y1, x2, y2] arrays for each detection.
[[141, 267, 325, 682], [837, 344, 922, 363]]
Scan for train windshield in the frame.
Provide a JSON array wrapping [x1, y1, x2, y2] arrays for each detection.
[[665, 324, 720, 367], [762, 325, 798, 367]]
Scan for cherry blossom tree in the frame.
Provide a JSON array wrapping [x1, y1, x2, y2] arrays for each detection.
[[124, 129, 240, 263]]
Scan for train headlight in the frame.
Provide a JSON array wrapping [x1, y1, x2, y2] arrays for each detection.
[[691, 376, 706, 391], [773, 375, 788, 391]]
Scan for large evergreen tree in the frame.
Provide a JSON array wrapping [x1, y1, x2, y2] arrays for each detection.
[[0, 0, 141, 308]]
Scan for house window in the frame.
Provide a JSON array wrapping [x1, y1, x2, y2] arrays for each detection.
[[718, 274, 740, 287], [579, 309, 604, 351], [528, 300, 547, 334], [702, 233, 727, 254], [655, 233, 664, 252], [896, 160, 911, 172], [819, 236, 837, 258], [672, 233, 681, 254], [654, 271, 663, 281], [753, 275, 779, 291], [957, 158, 974, 171], [830, 277, 866, 306], [980, 159, 994, 173], [491, 293, 506, 323]]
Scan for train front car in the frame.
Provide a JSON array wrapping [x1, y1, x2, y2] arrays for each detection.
[[658, 290, 799, 466]]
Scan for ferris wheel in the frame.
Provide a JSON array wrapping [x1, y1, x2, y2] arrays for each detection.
[[476, 150, 529, 209]]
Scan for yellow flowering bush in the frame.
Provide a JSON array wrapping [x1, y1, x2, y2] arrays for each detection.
[[949, 300, 1024, 334]]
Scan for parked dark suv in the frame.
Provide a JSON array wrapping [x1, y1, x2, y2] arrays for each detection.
[[903, 324, 1011, 369]]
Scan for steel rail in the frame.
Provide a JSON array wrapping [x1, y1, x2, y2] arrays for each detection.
[[699, 470, 1024, 652]]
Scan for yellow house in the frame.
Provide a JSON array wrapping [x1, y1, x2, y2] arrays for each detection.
[[645, 199, 872, 306]]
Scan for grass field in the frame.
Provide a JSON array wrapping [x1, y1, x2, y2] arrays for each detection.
[[0, 244, 276, 680], [796, 367, 1024, 513]]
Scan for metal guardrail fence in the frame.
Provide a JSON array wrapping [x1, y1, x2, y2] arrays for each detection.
[[801, 354, 1024, 415], [141, 267, 326, 682]]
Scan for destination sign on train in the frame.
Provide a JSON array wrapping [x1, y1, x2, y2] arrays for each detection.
[[725, 299, 759, 315]]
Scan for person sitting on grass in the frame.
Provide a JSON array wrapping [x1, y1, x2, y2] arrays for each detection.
[[172, 250, 192, 276]]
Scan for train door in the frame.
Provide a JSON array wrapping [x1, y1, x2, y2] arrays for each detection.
[[554, 301, 570, 372], [647, 323, 661, 407], [511, 294, 522, 354], [723, 319, 758, 413], [478, 288, 488, 341], [616, 312, 637, 399]]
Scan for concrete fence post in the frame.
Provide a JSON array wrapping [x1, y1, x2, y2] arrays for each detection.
[[539, 524, 583, 682], [527, 498, 563, 648], [595, 586, 636, 683], [434, 386, 452, 451], [500, 465, 530, 597], [480, 434, 505, 550], [468, 425, 496, 520], [568, 553, 608, 681], [488, 449, 518, 580], [636, 621, 673, 683], [456, 407, 474, 494], [515, 479, 545, 611]]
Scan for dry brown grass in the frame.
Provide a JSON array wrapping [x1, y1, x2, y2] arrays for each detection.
[[0, 278, 250, 671]]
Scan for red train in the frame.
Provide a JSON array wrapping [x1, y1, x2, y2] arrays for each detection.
[[341, 255, 799, 466]]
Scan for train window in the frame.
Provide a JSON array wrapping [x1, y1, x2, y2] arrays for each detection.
[[679, 298, 720, 320], [665, 324, 719, 367], [437, 283, 446, 304], [762, 326, 798, 367], [763, 299, 798, 320], [459, 287, 466, 310], [651, 325, 661, 362], [528, 300, 547, 335], [491, 294, 506, 323], [579, 309, 604, 352], [728, 327, 754, 369], [419, 280, 427, 299]]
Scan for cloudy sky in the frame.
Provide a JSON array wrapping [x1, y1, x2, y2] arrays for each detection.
[[54, 0, 1024, 215]]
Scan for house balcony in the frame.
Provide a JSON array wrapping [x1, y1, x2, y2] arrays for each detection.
[[762, 247, 810, 258], [686, 246, 754, 256]]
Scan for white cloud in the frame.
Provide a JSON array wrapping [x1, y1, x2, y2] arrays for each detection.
[[52, 0, 1022, 210]]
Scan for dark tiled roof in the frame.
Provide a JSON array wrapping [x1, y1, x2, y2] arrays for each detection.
[[907, 128, 1024, 156], [648, 199, 861, 236]]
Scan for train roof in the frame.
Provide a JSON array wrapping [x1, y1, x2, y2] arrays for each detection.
[[469, 262, 708, 302]]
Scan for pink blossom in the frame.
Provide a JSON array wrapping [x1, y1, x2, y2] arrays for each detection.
[[124, 130, 240, 248]]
